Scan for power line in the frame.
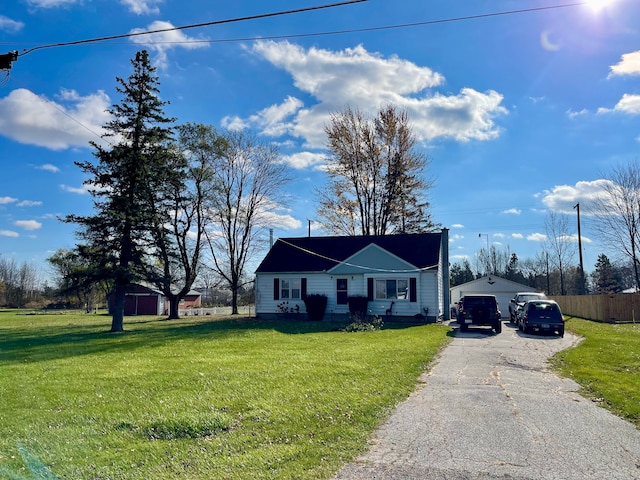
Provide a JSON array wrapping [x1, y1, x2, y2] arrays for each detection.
[[18, 0, 367, 56], [106, 2, 589, 47], [2, 2, 589, 53]]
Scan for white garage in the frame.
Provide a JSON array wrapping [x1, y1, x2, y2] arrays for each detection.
[[450, 276, 538, 319]]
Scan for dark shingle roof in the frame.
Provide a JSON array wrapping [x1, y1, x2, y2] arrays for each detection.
[[255, 233, 442, 273]]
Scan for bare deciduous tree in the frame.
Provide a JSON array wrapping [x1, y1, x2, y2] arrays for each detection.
[[588, 161, 640, 291], [476, 244, 510, 277], [204, 130, 290, 314], [146, 123, 226, 319], [318, 104, 435, 236], [544, 212, 576, 295]]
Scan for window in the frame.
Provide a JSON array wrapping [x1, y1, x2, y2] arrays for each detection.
[[336, 278, 348, 305], [281, 279, 301, 299], [375, 279, 409, 300]]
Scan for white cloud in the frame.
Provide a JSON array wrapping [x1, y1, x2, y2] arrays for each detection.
[[0, 88, 112, 150], [451, 223, 464, 229], [612, 94, 640, 115], [36, 163, 60, 173], [17, 200, 42, 207], [502, 208, 521, 215], [540, 179, 612, 214], [221, 115, 249, 132], [239, 41, 507, 148], [223, 96, 304, 136], [60, 184, 90, 195], [598, 94, 640, 115], [26, 0, 77, 7], [129, 21, 209, 69], [567, 108, 588, 118], [608, 50, 640, 78], [527, 233, 547, 242], [0, 230, 19, 237], [0, 196, 17, 204], [558, 233, 592, 244], [120, 0, 162, 15], [511, 233, 524, 239], [280, 151, 326, 170], [15, 220, 42, 230], [0, 15, 24, 33]]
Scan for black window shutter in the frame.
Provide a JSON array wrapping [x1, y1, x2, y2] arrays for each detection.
[[301, 278, 307, 299], [367, 278, 374, 301], [410, 278, 417, 303], [273, 278, 279, 300]]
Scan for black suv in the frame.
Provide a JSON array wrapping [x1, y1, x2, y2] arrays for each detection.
[[457, 295, 502, 333]]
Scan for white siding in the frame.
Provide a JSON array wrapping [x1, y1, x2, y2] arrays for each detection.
[[256, 270, 439, 321]]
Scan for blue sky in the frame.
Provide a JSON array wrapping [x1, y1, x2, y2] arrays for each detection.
[[1, 0, 639, 281]]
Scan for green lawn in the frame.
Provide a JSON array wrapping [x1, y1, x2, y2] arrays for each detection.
[[0, 310, 451, 480], [551, 317, 640, 428]]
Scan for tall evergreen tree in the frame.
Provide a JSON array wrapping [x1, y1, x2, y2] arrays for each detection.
[[504, 253, 527, 284], [450, 259, 475, 286], [65, 50, 176, 332], [592, 254, 623, 294]]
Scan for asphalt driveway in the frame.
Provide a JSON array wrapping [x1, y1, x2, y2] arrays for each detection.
[[334, 322, 640, 480]]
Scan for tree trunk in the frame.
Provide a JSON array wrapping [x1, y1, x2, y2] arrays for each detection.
[[231, 286, 239, 315], [111, 282, 125, 332], [167, 294, 180, 320]]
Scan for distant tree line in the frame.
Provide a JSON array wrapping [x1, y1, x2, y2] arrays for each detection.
[[0, 257, 46, 308], [450, 248, 632, 295]]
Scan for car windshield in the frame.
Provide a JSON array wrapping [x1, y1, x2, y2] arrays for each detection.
[[529, 303, 560, 314], [519, 294, 544, 302], [465, 297, 494, 307]]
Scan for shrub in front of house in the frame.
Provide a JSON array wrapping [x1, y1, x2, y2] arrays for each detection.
[[343, 314, 384, 332], [303, 293, 328, 321], [347, 295, 369, 321]]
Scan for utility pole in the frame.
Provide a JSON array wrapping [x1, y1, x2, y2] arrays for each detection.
[[546, 251, 550, 294], [478, 233, 489, 250], [574, 203, 585, 294]]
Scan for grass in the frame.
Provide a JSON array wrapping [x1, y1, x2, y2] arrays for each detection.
[[0, 310, 452, 479], [550, 317, 640, 428]]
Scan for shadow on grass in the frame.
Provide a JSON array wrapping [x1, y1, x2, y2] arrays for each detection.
[[0, 316, 349, 365]]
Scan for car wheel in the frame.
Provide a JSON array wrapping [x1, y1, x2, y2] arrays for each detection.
[[559, 327, 564, 338], [495, 321, 502, 334]]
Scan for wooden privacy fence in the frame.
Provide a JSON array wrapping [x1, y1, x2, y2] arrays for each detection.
[[549, 294, 640, 324]]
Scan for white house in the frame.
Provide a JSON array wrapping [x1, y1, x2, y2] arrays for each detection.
[[254, 231, 450, 323], [450, 276, 537, 318]]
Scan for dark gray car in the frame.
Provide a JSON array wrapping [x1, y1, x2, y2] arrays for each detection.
[[518, 299, 565, 337]]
